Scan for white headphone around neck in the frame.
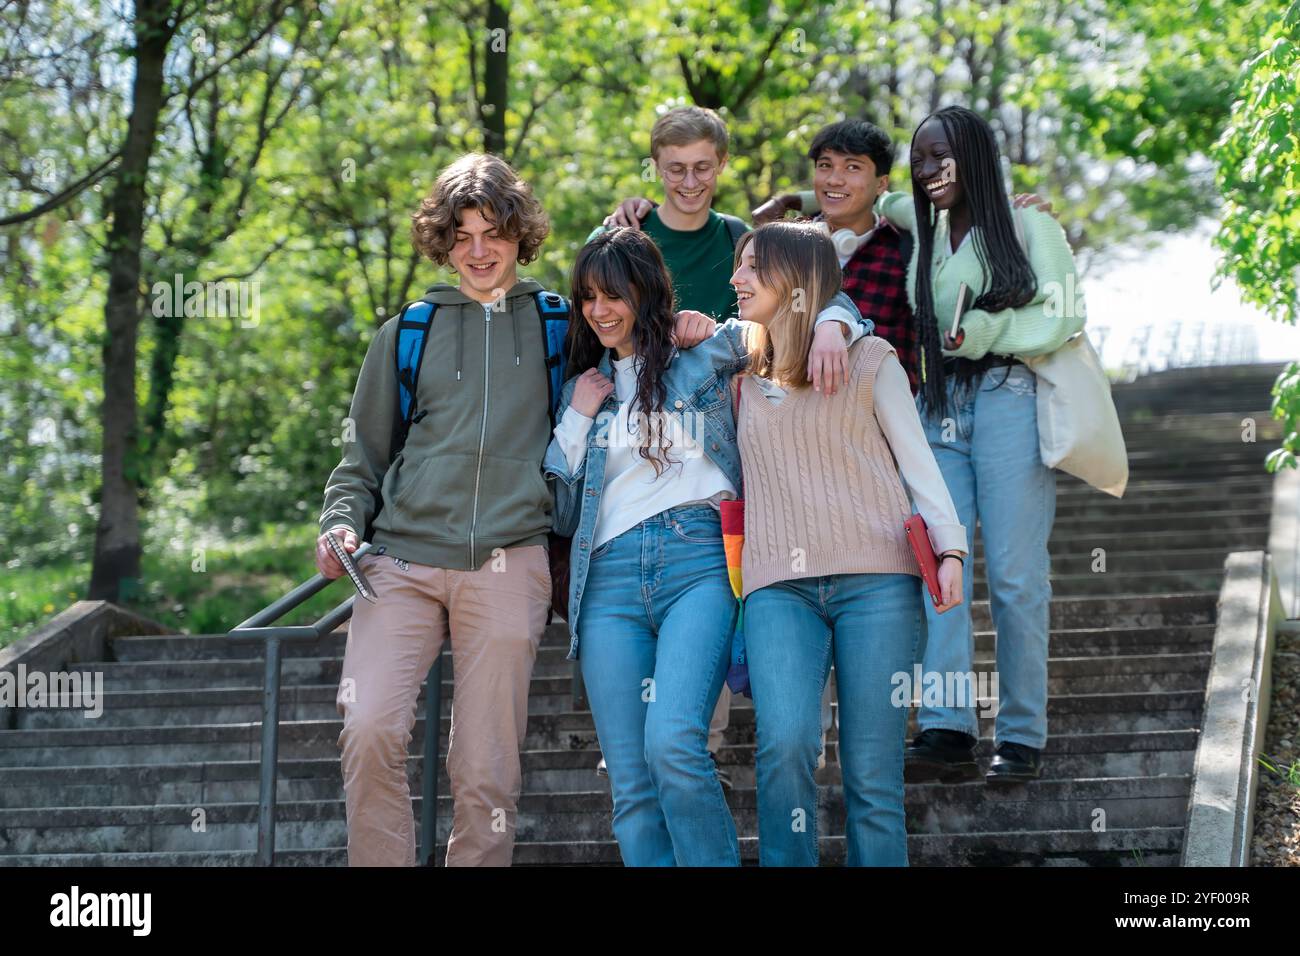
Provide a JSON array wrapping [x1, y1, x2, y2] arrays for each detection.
[[812, 220, 869, 259]]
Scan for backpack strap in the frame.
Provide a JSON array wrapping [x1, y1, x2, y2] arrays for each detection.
[[533, 289, 570, 424], [720, 213, 749, 248], [534, 288, 573, 630], [392, 299, 437, 456]]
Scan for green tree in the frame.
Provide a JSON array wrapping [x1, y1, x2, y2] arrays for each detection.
[[1212, 0, 1300, 471]]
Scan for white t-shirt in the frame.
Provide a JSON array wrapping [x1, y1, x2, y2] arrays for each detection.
[[553, 354, 736, 550]]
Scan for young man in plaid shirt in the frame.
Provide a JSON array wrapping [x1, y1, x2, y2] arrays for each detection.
[[755, 119, 920, 389]]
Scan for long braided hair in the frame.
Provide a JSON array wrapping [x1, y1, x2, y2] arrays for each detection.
[[911, 106, 1038, 420], [566, 227, 678, 475]]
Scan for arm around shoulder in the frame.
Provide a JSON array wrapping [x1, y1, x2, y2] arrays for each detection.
[[875, 190, 916, 233]]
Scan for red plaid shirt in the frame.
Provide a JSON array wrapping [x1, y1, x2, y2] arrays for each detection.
[[815, 213, 918, 393]]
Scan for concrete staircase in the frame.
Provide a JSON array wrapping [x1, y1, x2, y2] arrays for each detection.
[[0, 362, 1285, 866]]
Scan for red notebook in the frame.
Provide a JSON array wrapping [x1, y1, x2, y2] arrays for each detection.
[[904, 514, 943, 608]]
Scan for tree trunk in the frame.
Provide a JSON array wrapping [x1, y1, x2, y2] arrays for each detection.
[[88, 0, 174, 602], [928, 0, 944, 114], [886, 0, 902, 132], [481, 0, 508, 154]]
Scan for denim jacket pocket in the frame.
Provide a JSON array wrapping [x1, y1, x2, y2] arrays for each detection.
[[686, 373, 728, 413]]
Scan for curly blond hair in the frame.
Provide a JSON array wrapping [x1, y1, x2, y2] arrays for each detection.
[[410, 153, 550, 265]]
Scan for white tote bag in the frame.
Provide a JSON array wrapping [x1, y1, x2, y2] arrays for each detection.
[[1019, 332, 1129, 497], [1012, 209, 1129, 498]]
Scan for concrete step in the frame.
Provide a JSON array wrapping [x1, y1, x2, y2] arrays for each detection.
[[89, 594, 1220, 686], [0, 735, 1198, 809], [80, 628, 1211, 693], [1052, 476, 1271, 499], [13, 651, 1208, 729], [0, 824, 1185, 866], [1052, 494, 1272, 518], [1046, 509, 1271, 535], [1018, 624, 1215, 656], [100, 622, 1215, 674], [1021, 528, 1268, 553], [977, 568, 1227, 598], [1043, 550, 1242, 575], [83, 645, 1212, 693], [0, 688, 1204, 767], [0, 774, 1191, 854], [1056, 466, 1269, 486]]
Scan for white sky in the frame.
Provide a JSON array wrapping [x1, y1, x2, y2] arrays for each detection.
[[1084, 219, 1300, 374]]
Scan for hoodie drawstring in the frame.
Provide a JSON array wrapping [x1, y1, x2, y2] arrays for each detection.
[[444, 289, 530, 381], [512, 308, 521, 366], [456, 313, 464, 381]]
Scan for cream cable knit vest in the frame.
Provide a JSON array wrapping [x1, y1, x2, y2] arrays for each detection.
[[738, 336, 920, 598]]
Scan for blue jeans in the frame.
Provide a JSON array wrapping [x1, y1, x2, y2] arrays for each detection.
[[914, 363, 1055, 748], [746, 572, 922, 866], [576, 504, 740, 866]]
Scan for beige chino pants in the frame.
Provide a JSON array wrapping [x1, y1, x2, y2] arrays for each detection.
[[335, 544, 550, 866]]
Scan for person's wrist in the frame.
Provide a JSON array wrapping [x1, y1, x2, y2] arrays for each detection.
[[940, 552, 964, 566]]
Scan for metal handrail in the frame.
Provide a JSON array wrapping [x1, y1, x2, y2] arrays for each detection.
[[227, 541, 444, 866]]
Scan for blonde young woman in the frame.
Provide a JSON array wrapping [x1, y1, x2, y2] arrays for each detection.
[[729, 222, 967, 866]]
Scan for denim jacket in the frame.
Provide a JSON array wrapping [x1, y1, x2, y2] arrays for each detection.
[[544, 291, 871, 659]]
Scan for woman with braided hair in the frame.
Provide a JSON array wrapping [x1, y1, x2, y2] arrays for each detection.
[[875, 105, 1086, 785]]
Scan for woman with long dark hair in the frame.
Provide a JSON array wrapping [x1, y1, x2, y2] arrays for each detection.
[[544, 227, 866, 865], [876, 105, 1086, 784]]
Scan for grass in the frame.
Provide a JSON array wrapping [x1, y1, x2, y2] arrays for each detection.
[[1, 523, 351, 649], [1259, 753, 1300, 792]]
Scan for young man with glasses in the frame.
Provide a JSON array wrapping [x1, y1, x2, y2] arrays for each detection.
[[591, 106, 748, 323]]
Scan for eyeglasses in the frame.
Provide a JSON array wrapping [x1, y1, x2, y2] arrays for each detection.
[[659, 162, 719, 183]]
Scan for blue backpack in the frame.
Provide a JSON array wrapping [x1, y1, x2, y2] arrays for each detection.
[[389, 288, 571, 456]]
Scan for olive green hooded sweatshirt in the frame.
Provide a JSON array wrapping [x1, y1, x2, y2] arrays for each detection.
[[318, 278, 555, 571]]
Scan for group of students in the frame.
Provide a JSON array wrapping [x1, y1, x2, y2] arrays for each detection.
[[316, 104, 1085, 867]]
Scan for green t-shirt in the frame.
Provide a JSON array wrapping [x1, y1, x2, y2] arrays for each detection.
[[586, 208, 745, 321]]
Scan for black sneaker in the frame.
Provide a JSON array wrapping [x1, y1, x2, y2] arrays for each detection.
[[985, 742, 1042, 785], [710, 752, 733, 791], [595, 756, 608, 778], [904, 729, 980, 783]]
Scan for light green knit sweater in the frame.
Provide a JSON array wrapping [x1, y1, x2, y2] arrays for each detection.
[[875, 191, 1086, 364]]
